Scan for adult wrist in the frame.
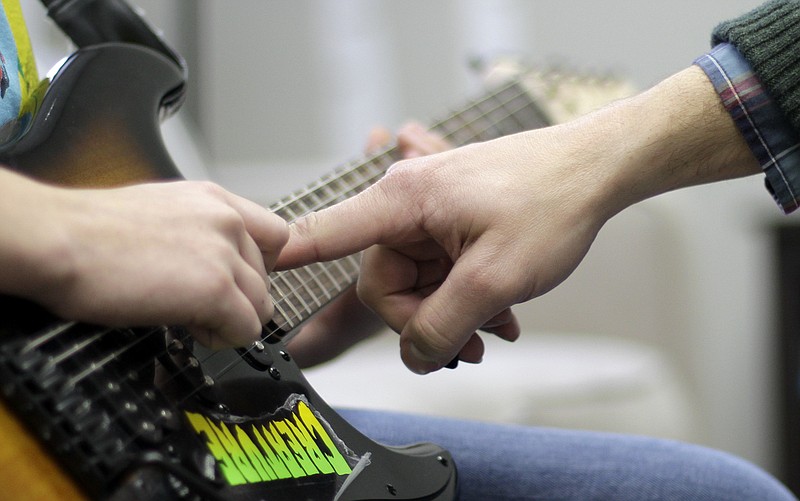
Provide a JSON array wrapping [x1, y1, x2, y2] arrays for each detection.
[[0, 169, 77, 302], [695, 43, 800, 213], [589, 65, 759, 215]]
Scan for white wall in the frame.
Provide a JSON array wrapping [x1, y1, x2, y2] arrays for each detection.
[[22, 0, 788, 479]]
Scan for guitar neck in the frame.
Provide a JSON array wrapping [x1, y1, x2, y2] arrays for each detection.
[[266, 80, 550, 338]]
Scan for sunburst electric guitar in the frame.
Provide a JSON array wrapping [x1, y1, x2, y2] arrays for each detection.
[[0, 1, 632, 499]]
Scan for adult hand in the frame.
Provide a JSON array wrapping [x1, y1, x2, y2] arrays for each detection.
[[286, 123, 455, 368], [278, 66, 760, 374], [0, 170, 288, 349], [280, 126, 595, 373]]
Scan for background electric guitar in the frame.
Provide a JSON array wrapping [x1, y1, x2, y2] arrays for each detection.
[[0, 1, 632, 499]]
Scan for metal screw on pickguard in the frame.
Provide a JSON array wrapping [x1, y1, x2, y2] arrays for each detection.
[[279, 350, 291, 361], [268, 367, 281, 380], [253, 340, 265, 352], [437, 455, 449, 467], [386, 484, 397, 496], [168, 338, 185, 355]]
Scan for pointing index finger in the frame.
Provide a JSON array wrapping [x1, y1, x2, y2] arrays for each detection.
[[275, 180, 406, 270]]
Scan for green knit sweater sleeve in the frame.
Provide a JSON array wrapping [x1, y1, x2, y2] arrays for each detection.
[[712, 0, 800, 133]]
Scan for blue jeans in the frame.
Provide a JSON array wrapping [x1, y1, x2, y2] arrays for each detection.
[[338, 408, 797, 501]]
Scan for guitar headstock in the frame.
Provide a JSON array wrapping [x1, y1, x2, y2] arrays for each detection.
[[479, 57, 637, 125]]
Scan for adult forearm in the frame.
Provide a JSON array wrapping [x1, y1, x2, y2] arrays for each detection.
[[573, 65, 760, 221], [0, 167, 289, 347], [0, 168, 69, 299]]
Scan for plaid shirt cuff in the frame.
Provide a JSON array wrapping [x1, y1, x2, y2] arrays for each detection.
[[695, 43, 800, 214]]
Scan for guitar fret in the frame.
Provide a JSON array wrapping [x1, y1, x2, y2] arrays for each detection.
[[499, 96, 535, 132], [436, 112, 472, 145], [503, 85, 549, 130], [375, 150, 398, 169], [309, 263, 336, 301], [331, 256, 357, 285], [320, 178, 343, 206], [370, 158, 391, 185], [278, 203, 299, 222], [274, 272, 304, 326], [288, 269, 317, 313], [437, 86, 528, 145], [313, 183, 337, 211], [294, 195, 313, 216], [345, 161, 373, 193], [270, 280, 295, 331], [481, 99, 518, 137], [315, 261, 342, 295], [457, 106, 491, 142], [299, 265, 329, 305], [339, 254, 361, 277], [339, 169, 358, 191], [511, 102, 540, 130]]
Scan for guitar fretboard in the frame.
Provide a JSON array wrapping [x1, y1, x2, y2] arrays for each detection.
[[266, 80, 549, 338]]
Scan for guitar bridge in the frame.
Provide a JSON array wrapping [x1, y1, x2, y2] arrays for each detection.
[[0, 299, 215, 499]]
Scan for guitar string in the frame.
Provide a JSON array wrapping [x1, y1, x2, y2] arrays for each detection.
[[27, 81, 547, 449], [64, 327, 164, 389]]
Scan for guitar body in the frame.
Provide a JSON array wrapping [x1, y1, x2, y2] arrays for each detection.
[[0, 43, 183, 185], [0, 43, 457, 501], [0, 398, 85, 500]]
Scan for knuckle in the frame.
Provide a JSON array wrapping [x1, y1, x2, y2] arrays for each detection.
[[204, 268, 236, 297], [290, 212, 324, 261], [383, 159, 421, 191], [190, 181, 248, 235], [459, 257, 524, 305], [208, 237, 239, 262], [458, 265, 499, 299], [411, 310, 457, 360], [291, 211, 318, 239], [194, 180, 227, 198], [263, 298, 275, 321]]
